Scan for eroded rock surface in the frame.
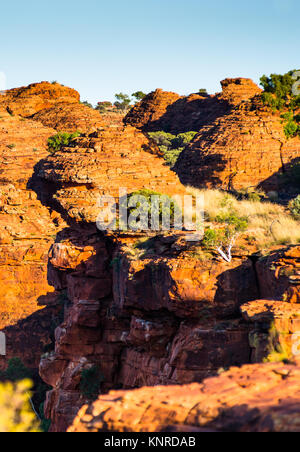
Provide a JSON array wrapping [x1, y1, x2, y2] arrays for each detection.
[[39, 227, 261, 431], [32, 102, 104, 134], [69, 359, 300, 432], [124, 78, 262, 134], [0, 82, 79, 117], [174, 95, 300, 191], [0, 108, 67, 369]]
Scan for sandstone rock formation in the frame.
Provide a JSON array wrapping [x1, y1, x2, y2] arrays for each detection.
[[174, 96, 300, 191], [125, 78, 300, 191], [69, 358, 300, 432], [0, 82, 79, 117], [124, 78, 262, 134], [0, 107, 67, 370], [0, 81, 186, 374], [40, 229, 258, 432], [32, 102, 104, 134], [243, 246, 300, 362], [36, 125, 186, 224], [1, 80, 300, 434], [39, 229, 300, 431]]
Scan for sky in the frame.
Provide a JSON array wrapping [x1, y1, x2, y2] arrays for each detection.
[[0, 0, 299, 105]]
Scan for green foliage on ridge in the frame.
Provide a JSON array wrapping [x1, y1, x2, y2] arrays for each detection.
[[148, 131, 197, 167], [120, 189, 181, 231], [47, 131, 80, 154], [260, 70, 300, 138]]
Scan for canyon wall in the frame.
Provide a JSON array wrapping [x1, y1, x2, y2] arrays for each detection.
[[0, 80, 299, 433]]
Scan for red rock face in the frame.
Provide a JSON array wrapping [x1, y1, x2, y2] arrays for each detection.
[[124, 78, 262, 134], [36, 125, 186, 226], [0, 108, 67, 370], [0, 82, 117, 371], [40, 232, 300, 431], [0, 82, 80, 117], [32, 102, 104, 134], [174, 97, 300, 191], [243, 247, 300, 362], [256, 246, 300, 302], [69, 358, 300, 433], [1, 80, 299, 433]]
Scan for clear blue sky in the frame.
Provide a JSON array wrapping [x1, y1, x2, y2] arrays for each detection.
[[0, 0, 299, 105]]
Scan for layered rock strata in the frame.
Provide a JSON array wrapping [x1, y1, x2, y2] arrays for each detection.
[[69, 358, 300, 433]]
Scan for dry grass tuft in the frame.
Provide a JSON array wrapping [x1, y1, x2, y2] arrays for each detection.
[[186, 187, 300, 248]]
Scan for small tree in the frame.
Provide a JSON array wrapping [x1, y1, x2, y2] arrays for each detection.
[[202, 214, 248, 263], [114, 93, 131, 111], [95, 101, 112, 113], [132, 91, 147, 103], [80, 100, 94, 109]]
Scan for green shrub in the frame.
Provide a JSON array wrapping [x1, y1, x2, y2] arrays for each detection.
[[148, 131, 197, 167], [80, 365, 104, 400], [260, 70, 300, 138], [289, 195, 300, 219], [281, 112, 299, 138], [0, 358, 32, 383], [260, 71, 296, 101], [47, 131, 80, 154], [132, 91, 147, 102], [120, 189, 181, 231], [215, 212, 248, 232], [202, 228, 221, 249]]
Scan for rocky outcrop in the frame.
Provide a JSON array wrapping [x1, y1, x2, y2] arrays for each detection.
[[0, 108, 67, 370], [0, 82, 79, 117], [40, 230, 257, 432], [174, 95, 300, 191], [36, 125, 186, 224], [35, 117, 300, 431], [124, 89, 182, 132], [1, 79, 299, 434], [0, 87, 187, 373], [69, 358, 300, 432], [34, 125, 266, 431], [125, 79, 300, 191], [32, 102, 104, 134], [40, 232, 300, 431], [124, 78, 262, 134], [256, 246, 300, 303]]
